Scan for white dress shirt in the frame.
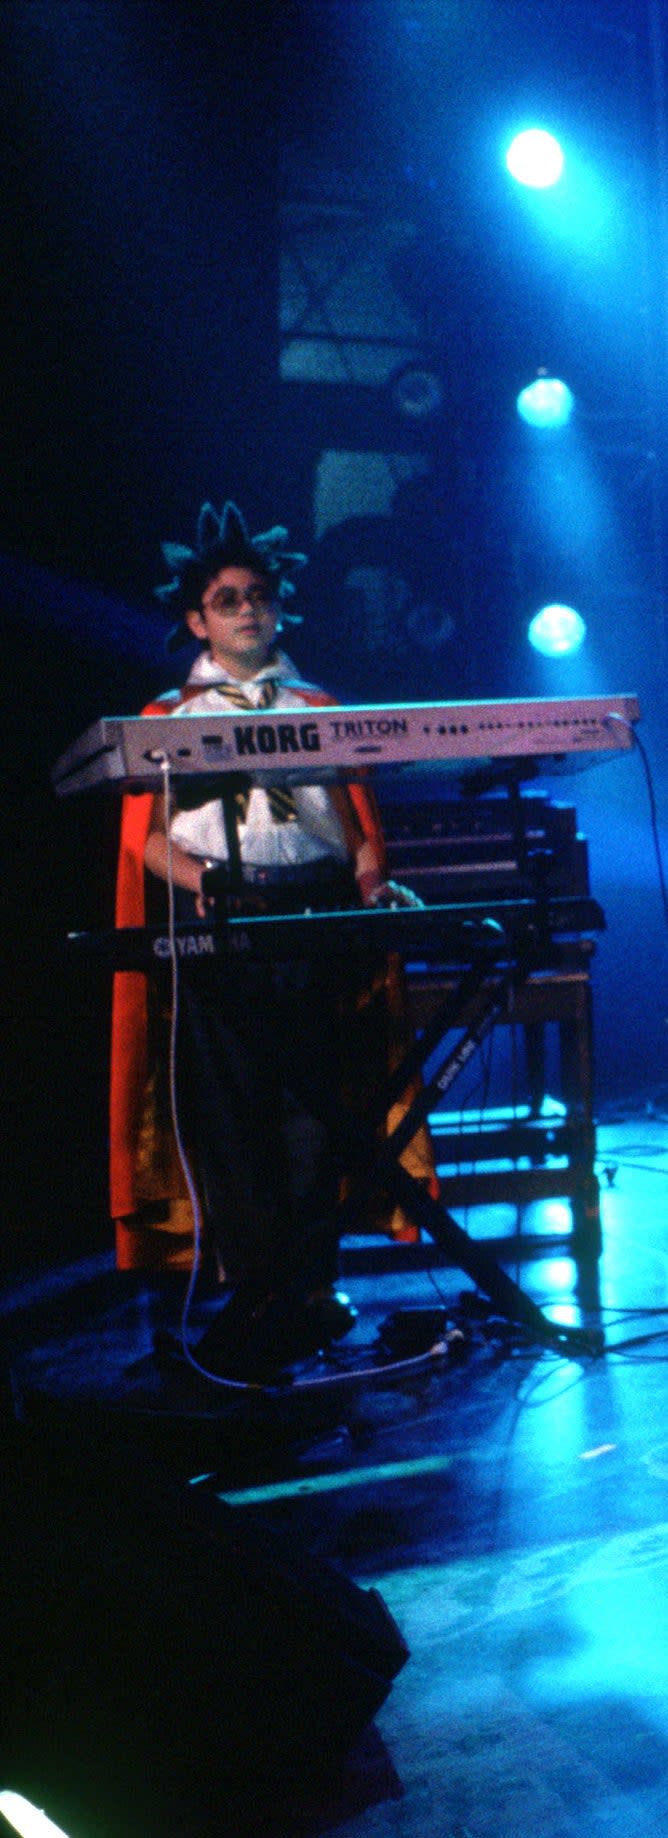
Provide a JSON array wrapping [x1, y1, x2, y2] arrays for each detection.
[[169, 649, 349, 869]]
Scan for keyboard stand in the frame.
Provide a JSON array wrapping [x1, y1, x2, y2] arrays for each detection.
[[390, 765, 601, 1263], [332, 926, 600, 1354], [405, 948, 600, 1256], [331, 763, 603, 1355]]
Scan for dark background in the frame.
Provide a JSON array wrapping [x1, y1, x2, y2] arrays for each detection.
[[3, 0, 667, 1256]]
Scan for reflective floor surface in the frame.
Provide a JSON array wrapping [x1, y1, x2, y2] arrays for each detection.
[[3, 1101, 668, 1838]]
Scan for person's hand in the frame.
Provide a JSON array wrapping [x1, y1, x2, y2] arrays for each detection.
[[362, 879, 424, 910]]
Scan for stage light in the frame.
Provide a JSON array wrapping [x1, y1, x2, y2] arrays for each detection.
[[517, 376, 574, 429], [528, 604, 586, 657], [0, 1793, 73, 1838], [506, 129, 564, 189]]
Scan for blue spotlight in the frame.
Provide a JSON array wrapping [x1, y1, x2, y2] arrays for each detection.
[[506, 129, 564, 189], [517, 376, 574, 430], [528, 603, 586, 657]]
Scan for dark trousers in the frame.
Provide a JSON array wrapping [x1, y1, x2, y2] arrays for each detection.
[[174, 876, 357, 1296]]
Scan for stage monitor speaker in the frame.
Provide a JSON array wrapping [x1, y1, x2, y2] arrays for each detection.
[[2, 1420, 408, 1837]]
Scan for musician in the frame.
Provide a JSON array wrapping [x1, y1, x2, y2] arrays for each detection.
[[111, 500, 435, 1379]]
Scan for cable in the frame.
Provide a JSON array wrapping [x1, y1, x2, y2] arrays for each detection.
[[605, 713, 668, 927], [265, 1340, 454, 1394], [155, 757, 253, 1391]]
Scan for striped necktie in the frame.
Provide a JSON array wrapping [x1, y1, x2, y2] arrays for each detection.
[[214, 678, 298, 824]]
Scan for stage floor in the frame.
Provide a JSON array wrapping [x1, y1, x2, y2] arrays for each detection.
[[4, 1100, 668, 1838]]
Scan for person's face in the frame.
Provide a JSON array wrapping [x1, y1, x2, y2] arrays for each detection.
[[185, 564, 279, 677]]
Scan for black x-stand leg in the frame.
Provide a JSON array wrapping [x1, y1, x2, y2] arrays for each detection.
[[336, 925, 602, 1357]]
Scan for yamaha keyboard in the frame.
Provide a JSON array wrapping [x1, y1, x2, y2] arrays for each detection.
[[67, 893, 606, 973], [52, 692, 641, 794]]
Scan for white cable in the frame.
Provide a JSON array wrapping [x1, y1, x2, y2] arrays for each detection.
[[270, 1341, 451, 1393], [157, 756, 252, 1390]]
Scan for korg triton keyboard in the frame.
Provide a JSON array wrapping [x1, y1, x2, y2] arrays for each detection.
[[52, 692, 640, 795]]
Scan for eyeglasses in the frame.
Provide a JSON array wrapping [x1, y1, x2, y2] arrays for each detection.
[[203, 584, 275, 615]]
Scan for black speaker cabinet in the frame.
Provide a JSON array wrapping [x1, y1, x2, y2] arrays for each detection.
[[2, 1421, 408, 1836]]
